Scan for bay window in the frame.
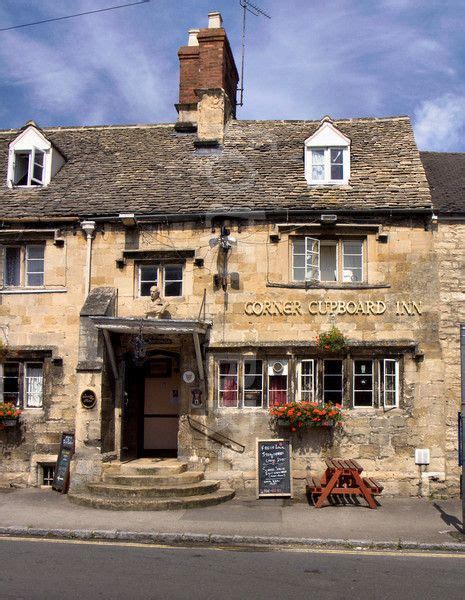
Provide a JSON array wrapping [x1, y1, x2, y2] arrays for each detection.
[[216, 356, 401, 410]]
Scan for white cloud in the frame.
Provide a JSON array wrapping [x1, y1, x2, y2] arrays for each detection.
[[0, 0, 174, 126], [413, 93, 465, 151]]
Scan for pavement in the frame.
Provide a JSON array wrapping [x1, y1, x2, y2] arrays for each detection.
[[0, 487, 464, 551]]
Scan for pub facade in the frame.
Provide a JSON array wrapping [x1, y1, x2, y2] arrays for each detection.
[[0, 12, 460, 501]]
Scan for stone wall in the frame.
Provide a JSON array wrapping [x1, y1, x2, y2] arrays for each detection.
[[1, 217, 453, 497], [435, 221, 465, 496], [0, 230, 87, 486]]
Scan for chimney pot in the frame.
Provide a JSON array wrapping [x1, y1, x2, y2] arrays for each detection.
[[208, 11, 223, 29], [188, 28, 199, 46]]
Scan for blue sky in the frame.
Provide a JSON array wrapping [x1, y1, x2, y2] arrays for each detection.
[[0, 0, 464, 150]]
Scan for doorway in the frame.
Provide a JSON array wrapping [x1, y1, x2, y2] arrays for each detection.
[[121, 353, 180, 460], [143, 356, 180, 458]]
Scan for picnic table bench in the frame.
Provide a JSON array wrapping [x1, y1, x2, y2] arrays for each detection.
[[306, 458, 383, 509]]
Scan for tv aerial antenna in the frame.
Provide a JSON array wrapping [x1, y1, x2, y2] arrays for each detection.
[[238, 1, 271, 107]]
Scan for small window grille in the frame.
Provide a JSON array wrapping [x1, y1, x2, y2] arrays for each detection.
[[41, 464, 55, 486]]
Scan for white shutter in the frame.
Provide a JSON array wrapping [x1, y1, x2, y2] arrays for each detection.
[[305, 237, 320, 281]]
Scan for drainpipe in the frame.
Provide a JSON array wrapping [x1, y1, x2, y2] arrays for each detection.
[[81, 220, 96, 297]]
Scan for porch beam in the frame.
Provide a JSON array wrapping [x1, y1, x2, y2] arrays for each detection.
[[193, 332, 205, 381], [103, 329, 119, 381]]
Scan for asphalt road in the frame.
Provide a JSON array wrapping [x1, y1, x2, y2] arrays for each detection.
[[0, 537, 464, 600]]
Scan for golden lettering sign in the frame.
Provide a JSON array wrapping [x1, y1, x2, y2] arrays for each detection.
[[244, 300, 422, 317]]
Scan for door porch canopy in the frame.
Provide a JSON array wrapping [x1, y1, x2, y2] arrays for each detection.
[[90, 316, 211, 382]]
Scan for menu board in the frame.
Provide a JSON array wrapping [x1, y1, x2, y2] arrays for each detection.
[[257, 439, 292, 498], [52, 432, 75, 493]]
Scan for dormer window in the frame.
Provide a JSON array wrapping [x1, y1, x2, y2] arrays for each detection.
[[13, 148, 45, 186], [7, 121, 65, 189], [305, 119, 350, 185]]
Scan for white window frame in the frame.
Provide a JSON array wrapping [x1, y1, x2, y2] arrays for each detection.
[[267, 359, 289, 406], [342, 240, 364, 283], [353, 359, 374, 408], [163, 264, 183, 298], [242, 358, 264, 409], [25, 362, 44, 408], [292, 237, 365, 284], [3, 244, 45, 288], [218, 359, 239, 408], [0, 361, 43, 409], [308, 146, 348, 184], [12, 147, 46, 187], [138, 264, 159, 297], [25, 245, 45, 288], [322, 359, 344, 405], [382, 359, 399, 408], [320, 240, 338, 283], [298, 359, 315, 402]]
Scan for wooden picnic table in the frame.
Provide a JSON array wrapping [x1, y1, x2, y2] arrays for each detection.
[[306, 458, 383, 509]]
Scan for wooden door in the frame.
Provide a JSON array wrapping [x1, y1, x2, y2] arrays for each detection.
[[121, 363, 143, 462], [143, 358, 180, 457]]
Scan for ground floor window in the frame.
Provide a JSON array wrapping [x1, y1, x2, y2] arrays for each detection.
[[40, 464, 55, 486], [215, 355, 401, 410], [323, 360, 344, 404], [0, 362, 44, 408]]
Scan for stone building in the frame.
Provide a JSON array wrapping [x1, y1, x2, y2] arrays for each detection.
[[0, 12, 461, 504], [421, 152, 465, 497]]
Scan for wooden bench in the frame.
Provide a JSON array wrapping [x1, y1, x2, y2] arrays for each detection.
[[306, 459, 383, 509], [362, 477, 384, 495]]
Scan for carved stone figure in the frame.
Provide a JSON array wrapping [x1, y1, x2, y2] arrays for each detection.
[[145, 286, 169, 319]]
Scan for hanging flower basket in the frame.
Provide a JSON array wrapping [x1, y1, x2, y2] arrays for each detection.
[[270, 401, 344, 432], [316, 326, 346, 353], [0, 402, 22, 428]]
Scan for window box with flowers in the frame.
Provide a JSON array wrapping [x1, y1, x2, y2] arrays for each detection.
[[269, 401, 344, 432], [0, 402, 22, 428]]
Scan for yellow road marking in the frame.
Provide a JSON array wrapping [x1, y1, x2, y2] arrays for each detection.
[[0, 535, 464, 559]]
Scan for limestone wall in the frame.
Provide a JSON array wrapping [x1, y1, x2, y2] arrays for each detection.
[[1, 218, 452, 497], [0, 230, 87, 486], [435, 221, 465, 496]]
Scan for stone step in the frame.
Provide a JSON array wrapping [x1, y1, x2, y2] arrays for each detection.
[[68, 488, 235, 511], [103, 471, 204, 486], [87, 479, 220, 498], [107, 459, 188, 476]]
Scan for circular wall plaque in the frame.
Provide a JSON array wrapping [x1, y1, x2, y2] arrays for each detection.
[[80, 389, 97, 409], [182, 370, 195, 384]]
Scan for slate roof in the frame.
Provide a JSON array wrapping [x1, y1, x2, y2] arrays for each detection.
[[0, 116, 432, 220], [420, 151, 465, 214]]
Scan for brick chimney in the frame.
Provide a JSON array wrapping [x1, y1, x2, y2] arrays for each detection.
[[176, 12, 239, 143]]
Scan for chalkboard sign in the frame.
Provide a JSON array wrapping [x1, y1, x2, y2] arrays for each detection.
[[257, 439, 292, 498], [52, 432, 75, 494]]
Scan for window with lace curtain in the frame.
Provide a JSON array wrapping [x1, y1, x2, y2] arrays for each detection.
[[0, 362, 43, 408], [3, 244, 45, 288]]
